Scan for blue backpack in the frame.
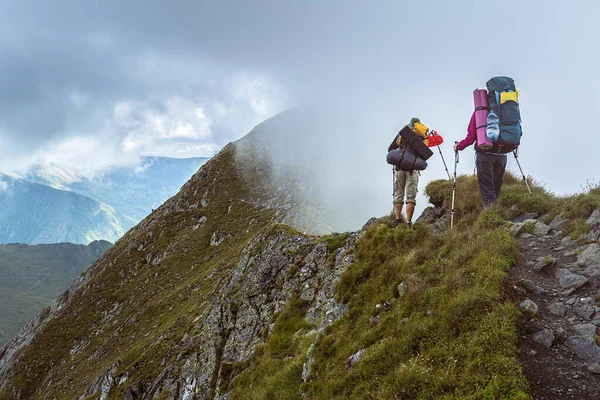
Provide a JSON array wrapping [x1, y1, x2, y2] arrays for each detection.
[[486, 76, 522, 154]]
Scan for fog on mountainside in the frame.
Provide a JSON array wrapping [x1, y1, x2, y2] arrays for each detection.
[[233, 106, 452, 233]]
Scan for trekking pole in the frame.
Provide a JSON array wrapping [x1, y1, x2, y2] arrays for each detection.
[[438, 146, 451, 180], [512, 149, 532, 196], [451, 142, 459, 228]]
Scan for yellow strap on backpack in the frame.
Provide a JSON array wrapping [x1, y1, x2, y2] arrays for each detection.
[[500, 91, 519, 104]]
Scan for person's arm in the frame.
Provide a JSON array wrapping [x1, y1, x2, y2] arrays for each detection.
[[388, 133, 399, 152], [456, 112, 477, 151]]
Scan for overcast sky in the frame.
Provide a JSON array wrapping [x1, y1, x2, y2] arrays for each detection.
[[0, 0, 599, 201]]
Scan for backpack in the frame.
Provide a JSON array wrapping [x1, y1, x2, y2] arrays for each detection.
[[386, 123, 433, 171], [485, 76, 522, 153], [396, 123, 433, 160]]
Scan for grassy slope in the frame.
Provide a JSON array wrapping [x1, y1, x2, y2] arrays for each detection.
[[0, 241, 111, 346], [225, 173, 600, 399]]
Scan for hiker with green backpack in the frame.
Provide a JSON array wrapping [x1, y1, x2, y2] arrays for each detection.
[[454, 76, 523, 207], [387, 117, 433, 227]]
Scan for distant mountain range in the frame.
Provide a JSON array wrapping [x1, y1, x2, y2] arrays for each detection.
[[0, 156, 208, 245], [0, 240, 111, 347]]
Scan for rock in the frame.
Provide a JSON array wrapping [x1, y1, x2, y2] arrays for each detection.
[[564, 251, 576, 257], [588, 363, 600, 374], [550, 215, 569, 232], [519, 233, 534, 239], [533, 329, 555, 348], [510, 223, 525, 237], [533, 256, 556, 272], [586, 209, 600, 240], [346, 349, 364, 369], [553, 247, 565, 252], [361, 217, 379, 230], [574, 297, 596, 320], [576, 244, 600, 276], [524, 319, 545, 334], [547, 302, 567, 317], [396, 281, 407, 297], [302, 344, 315, 381], [574, 303, 595, 320], [415, 207, 438, 225], [514, 212, 539, 223], [566, 297, 577, 305], [432, 216, 447, 232], [532, 221, 552, 236], [566, 324, 600, 364], [519, 299, 539, 315], [520, 279, 545, 295], [561, 236, 575, 247], [573, 323, 597, 337], [555, 268, 588, 290]]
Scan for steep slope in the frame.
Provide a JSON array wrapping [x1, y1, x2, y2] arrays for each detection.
[[25, 156, 208, 221], [0, 108, 537, 399], [0, 174, 135, 245], [0, 240, 112, 347]]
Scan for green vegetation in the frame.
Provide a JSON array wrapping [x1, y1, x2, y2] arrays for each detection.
[[427, 171, 600, 236], [0, 241, 111, 347], [303, 213, 527, 399]]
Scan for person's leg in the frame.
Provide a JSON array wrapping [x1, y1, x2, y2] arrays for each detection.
[[493, 154, 507, 200], [404, 171, 419, 224], [393, 170, 406, 223], [394, 202, 404, 220], [406, 202, 415, 224], [476, 153, 497, 206]]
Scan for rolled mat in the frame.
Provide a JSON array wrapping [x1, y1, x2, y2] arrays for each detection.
[[398, 126, 434, 160], [386, 148, 428, 171], [473, 89, 493, 150]]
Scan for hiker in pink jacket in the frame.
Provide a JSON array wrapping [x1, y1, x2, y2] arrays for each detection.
[[454, 112, 507, 207]]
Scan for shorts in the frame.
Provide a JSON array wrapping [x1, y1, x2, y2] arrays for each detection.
[[393, 170, 419, 204]]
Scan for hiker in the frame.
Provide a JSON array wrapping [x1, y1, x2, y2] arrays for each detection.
[[453, 112, 507, 207], [388, 117, 430, 227], [455, 77, 523, 207]]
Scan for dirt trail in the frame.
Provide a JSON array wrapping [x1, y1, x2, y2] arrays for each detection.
[[505, 218, 600, 399]]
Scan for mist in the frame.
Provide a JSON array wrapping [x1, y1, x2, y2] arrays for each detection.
[[1, 0, 599, 225]]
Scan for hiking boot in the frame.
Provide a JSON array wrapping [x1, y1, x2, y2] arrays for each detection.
[[407, 221, 413, 229], [393, 218, 402, 227]]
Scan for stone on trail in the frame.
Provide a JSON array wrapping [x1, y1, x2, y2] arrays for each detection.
[[533, 222, 552, 236], [549, 215, 569, 232], [547, 302, 567, 317], [520, 279, 545, 295], [533, 256, 556, 272], [586, 209, 600, 241], [519, 299, 539, 315], [566, 324, 600, 364], [576, 243, 600, 276], [514, 212, 539, 223], [533, 329, 555, 348], [555, 268, 588, 290]]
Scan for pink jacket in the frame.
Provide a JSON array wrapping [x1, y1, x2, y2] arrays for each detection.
[[456, 112, 477, 151]]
